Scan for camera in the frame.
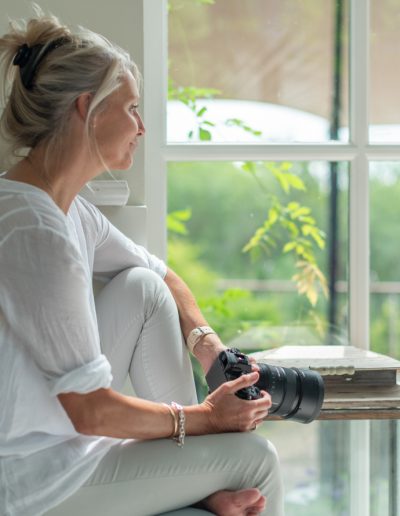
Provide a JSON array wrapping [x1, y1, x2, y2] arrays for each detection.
[[205, 348, 324, 424]]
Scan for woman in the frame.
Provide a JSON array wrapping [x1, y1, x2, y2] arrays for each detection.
[[0, 8, 284, 516]]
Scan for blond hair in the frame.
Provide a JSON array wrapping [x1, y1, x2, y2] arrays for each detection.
[[0, 5, 140, 166]]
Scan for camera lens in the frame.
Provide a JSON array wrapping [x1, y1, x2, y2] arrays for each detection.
[[257, 364, 324, 423], [205, 348, 325, 424]]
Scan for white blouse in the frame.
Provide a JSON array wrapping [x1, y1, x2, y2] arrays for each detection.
[[0, 178, 167, 516]]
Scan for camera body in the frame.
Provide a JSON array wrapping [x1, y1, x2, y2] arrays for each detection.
[[206, 348, 262, 400], [206, 348, 325, 424]]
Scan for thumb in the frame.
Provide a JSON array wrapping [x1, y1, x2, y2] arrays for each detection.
[[226, 371, 259, 393]]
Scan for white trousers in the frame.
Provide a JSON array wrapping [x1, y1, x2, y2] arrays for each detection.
[[46, 268, 284, 516]]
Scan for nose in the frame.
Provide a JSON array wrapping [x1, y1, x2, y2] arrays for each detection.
[[137, 113, 145, 136]]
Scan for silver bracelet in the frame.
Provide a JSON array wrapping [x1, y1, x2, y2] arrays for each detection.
[[171, 402, 185, 448], [162, 402, 178, 438]]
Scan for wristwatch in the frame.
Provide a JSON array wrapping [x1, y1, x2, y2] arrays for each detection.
[[186, 326, 216, 353]]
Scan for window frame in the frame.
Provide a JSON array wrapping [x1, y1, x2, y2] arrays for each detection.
[[141, 1, 399, 514]]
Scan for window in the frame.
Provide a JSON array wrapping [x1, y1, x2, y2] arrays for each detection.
[[142, 1, 400, 514]]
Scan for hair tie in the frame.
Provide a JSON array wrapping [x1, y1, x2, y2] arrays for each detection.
[[12, 38, 67, 90], [12, 43, 32, 67]]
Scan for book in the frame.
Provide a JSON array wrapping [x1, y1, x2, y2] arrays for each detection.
[[251, 345, 400, 417]]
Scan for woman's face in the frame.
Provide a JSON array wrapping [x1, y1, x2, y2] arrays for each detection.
[[93, 71, 145, 171]]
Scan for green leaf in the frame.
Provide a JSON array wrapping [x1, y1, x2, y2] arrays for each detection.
[[199, 128, 212, 140], [224, 118, 262, 137], [241, 162, 256, 175], [172, 209, 192, 221], [298, 215, 316, 225], [286, 173, 306, 191], [281, 162, 293, 171], [283, 241, 297, 253], [301, 224, 313, 236], [167, 209, 192, 236], [268, 207, 278, 225], [272, 171, 290, 193], [197, 106, 207, 117], [287, 202, 300, 212], [290, 206, 311, 219], [311, 229, 326, 249]]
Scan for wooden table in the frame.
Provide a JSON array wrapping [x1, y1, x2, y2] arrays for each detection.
[[251, 345, 400, 420]]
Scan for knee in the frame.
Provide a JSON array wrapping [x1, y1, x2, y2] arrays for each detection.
[[247, 433, 281, 476], [118, 267, 175, 317], [214, 432, 281, 481], [231, 432, 282, 498]]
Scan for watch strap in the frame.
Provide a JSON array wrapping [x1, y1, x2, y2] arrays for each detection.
[[186, 326, 216, 353]]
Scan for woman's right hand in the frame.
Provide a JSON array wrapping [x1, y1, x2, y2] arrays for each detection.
[[200, 372, 272, 433]]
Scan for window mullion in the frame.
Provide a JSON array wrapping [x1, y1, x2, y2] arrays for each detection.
[[143, 0, 168, 259], [163, 143, 357, 162], [349, 1, 370, 516], [349, 0, 370, 351]]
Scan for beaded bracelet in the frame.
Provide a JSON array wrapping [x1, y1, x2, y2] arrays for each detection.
[[171, 402, 185, 448]]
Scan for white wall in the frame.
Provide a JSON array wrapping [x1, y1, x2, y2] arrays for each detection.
[[0, 0, 149, 244]]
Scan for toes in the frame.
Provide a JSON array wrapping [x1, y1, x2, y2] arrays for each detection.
[[232, 488, 264, 509]]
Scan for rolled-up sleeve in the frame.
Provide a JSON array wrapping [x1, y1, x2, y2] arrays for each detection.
[[49, 354, 112, 395]]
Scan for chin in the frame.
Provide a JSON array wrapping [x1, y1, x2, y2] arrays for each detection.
[[110, 156, 134, 170], [121, 158, 134, 170]]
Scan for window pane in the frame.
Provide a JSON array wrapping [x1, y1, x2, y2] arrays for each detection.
[[168, 160, 349, 348], [370, 163, 400, 359], [370, 420, 397, 516], [370, 1, 400, 143], [168, 0, 349, 144], [168, 160, 350, 514], [370, 163, 400, 514], [260, 420, 351, 516]]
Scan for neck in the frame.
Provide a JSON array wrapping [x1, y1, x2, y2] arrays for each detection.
[[6, 144, 101, 214]]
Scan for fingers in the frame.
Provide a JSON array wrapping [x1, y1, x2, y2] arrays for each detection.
[[225, 371, 259, 393], [205, 376, 272, 433], [251, 392, 272, 427]]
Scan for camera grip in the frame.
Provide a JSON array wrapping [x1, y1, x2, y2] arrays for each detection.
[[236, 383, 262, 400]]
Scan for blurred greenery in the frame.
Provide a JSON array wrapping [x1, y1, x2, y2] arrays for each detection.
[[167, 160, 400, 364], [370, 165, 400, 359], [167, 160, 348, 336]]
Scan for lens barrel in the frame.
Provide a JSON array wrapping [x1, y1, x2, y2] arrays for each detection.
[[257, 363, 324, 423]]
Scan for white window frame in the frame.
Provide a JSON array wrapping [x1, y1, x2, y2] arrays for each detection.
[[141, 1, 399, 515]]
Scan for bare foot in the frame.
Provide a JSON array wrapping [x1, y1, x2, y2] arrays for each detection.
[[202, 488, 266, 516]]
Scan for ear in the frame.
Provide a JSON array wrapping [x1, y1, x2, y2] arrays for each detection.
[[75, 92, 93, 122]]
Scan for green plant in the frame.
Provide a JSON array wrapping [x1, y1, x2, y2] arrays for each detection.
[[168, 82, 220, 141], [167, 208, 192, 236], [241, 161, 327, 306]]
